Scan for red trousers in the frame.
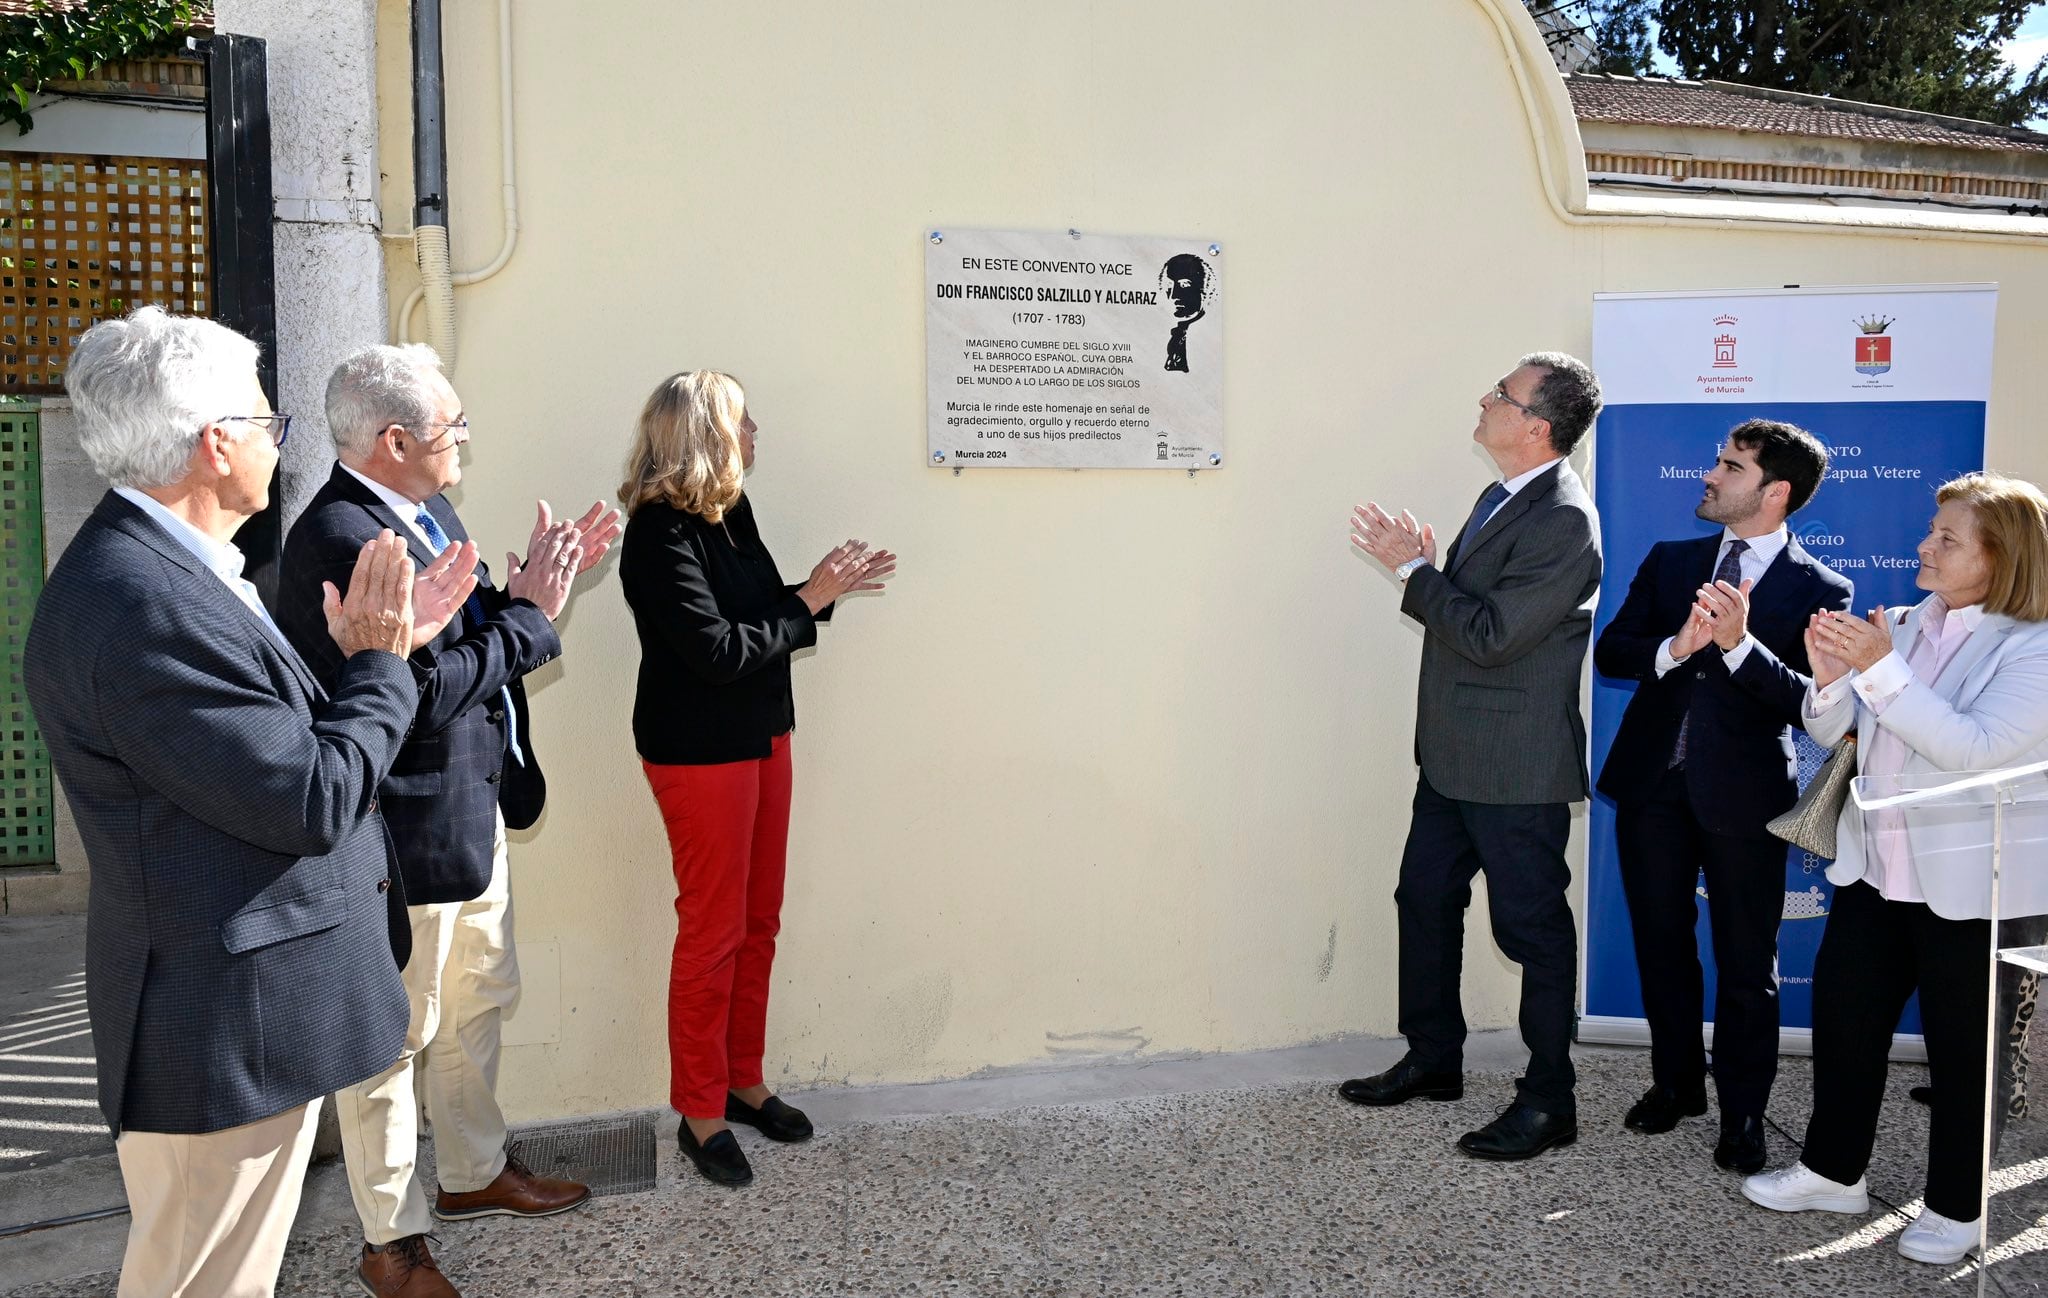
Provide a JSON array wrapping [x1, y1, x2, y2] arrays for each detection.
[[642, 734, 792, 1119]]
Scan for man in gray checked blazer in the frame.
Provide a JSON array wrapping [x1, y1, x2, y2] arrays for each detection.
[[1346, 352, 1604, 1162], [23, 308, 477, 1298]]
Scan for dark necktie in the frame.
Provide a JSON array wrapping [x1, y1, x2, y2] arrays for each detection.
[[1454, 482, 1512, 564], [1671, 538, 1750, 767], [414, 506, 524, 766]]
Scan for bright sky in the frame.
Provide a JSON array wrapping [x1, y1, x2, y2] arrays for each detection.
[[2005, 5, 2048, 126], [2006, 5, 2048, 79]]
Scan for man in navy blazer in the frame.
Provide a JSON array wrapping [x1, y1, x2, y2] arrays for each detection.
[[278, 345, 619, 1298], [23, 308, 475, 1298], [1594, 419, 1852, 1175]]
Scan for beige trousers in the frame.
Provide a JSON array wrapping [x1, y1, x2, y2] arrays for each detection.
[[337, 813, 520, 1244], [114, 1100, 320, 1298]]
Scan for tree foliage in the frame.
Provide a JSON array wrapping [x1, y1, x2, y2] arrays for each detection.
[[3, 0, 198, 136], [1528, 1, 1656, 73], [1527, 0, 2048, 127]]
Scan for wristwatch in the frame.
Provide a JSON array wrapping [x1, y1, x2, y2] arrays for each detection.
[[1394, 556, 1428, 582]]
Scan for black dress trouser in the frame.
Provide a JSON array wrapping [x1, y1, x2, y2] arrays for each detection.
[[1396, 773, 1578, 1115], [1615, 763, 1787, 1118], [1801, 880, 1992, 1222]]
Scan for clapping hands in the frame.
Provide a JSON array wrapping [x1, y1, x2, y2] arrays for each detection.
[[560, 500, 624, 573], [798, 539, 897, 614], [504, 499, 623, 621], [1806, 607, 1894, 684], [324, 532, 419, 658], [1351, 502, 1437, 573], [410, 537, 480, 651]]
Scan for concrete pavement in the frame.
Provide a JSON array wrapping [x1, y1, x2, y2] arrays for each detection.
[[6, 1014, 2045, 1296]]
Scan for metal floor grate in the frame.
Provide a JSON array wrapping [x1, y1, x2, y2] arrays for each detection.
[[510, 1113, 658, 1198]]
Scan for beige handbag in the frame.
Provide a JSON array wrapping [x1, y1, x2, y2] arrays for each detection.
[[1767, 735, 1858, 858]]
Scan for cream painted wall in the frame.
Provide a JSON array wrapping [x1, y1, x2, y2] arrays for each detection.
[[362, 0, 2048, 1121]]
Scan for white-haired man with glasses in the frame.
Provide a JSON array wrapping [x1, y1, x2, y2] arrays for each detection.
[[23, 307, 479, 1298], [278, 344, 621, 1298]]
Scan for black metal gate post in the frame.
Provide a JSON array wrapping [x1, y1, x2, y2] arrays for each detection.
[[204, 33, 280, 602]]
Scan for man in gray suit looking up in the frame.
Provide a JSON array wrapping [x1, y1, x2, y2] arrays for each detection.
[[1346, 352, 1604, 1162], [23, 308, 478, 1298]]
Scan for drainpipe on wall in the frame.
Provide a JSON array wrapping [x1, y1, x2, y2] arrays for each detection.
[[400, 0, 519, 361], [411, 0, 458, 365]]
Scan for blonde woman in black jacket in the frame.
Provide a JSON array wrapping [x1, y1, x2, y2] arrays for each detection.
[[618, 371, 894, 1187]]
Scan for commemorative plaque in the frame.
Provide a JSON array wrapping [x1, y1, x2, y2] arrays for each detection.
[[925, 227, 1223, 470]]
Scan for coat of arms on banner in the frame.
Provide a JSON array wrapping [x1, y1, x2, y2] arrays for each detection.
[[1854, 315, 1895, 376], [1712, 315, 1738, 368]]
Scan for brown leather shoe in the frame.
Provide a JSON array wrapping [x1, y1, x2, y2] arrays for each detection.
[[431, 1148, 591, 1221], [357, 1235, 458, 1298]]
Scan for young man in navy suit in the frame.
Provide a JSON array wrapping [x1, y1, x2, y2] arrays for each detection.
[[1594, 419, 1852, 1174]]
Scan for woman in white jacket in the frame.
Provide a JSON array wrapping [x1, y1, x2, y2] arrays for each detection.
[[1741, 472, 2048, 1265]]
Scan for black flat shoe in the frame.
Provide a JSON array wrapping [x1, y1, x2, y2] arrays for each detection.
[[1713, 1114, 1767, 1174], [1339, 1056, 1464, 1106], [726, 1092, 814, 1143], [677, 1123, 753, 1187], [1458, 1102, 1578, 1161], [1623, 1083, 1707, 1134]]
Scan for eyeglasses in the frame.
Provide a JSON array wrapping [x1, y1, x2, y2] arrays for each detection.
[[394, 418, 469, 448], [216, 413, 293, 447], [1485, 383, 1538, 416]]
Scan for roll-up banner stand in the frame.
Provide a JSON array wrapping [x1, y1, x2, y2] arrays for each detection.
[[1585, 284, 1997, 1060]]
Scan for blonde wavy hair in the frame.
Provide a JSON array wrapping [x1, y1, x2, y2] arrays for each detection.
[[619, 370, 747, 522], [1935, 472, 2048, 622]]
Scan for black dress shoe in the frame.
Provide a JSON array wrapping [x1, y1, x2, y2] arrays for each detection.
[[1458, 1102, 1578, 1161], [726, 1092, 814, 1143], [1339, 1057, 1463, 1106], [678, 1123, 754, 1187], [1713, 1114, 1766, 1174], [1623, 1083, 1708, 1134], [1909, 1085, 1934, 1107]]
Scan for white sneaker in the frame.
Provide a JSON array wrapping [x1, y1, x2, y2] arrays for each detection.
[[1898, 1207, 1982, 1264], [1742, 1162, 1871, 1213]]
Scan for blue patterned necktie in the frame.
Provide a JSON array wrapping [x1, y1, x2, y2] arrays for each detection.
[[1454, 482, 1512, 563], [414, 506, 524, 766], [1670, 538, 1749, 768]]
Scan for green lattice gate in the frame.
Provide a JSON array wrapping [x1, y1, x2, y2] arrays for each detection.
[[0, 400, 52, 866]]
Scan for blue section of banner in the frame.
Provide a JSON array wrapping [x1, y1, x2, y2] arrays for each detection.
[[1585, 400, 1987, 1037]]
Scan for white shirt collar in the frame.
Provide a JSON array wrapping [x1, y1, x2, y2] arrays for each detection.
[[1722, 524, 1788, 565], [113, 486, 247, 582], [1923, 594, 1988, 634], [1499, 455, 1565, 501], [340, 461, 427, 522], [339, 462, 434, 547]]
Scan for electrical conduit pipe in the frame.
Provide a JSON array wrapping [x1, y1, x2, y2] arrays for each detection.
[[402, 0, 518, 359]]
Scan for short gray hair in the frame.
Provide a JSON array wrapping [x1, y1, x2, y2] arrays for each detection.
[[326, 343, 446, 459], [1519, 351, 1603, 455], [62, 306, 261, 489]]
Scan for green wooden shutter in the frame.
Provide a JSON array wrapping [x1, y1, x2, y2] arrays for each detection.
[[0, 400, 52, 866]]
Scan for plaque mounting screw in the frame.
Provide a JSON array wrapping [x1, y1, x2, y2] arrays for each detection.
[[929, 231, 944, 245], [931, 450, 945, 464], [1209, 452, 1222, 466], [1208, 243, 1221, 257]]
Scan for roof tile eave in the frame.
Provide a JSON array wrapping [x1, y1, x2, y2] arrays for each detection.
[[1566, 75, 2048, 156]]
